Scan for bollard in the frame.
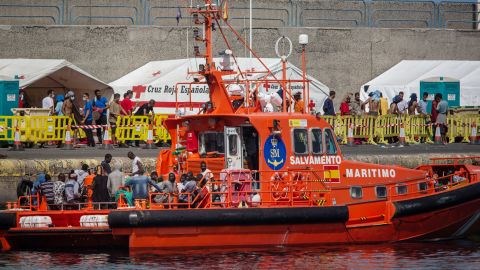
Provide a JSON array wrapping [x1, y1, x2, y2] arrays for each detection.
[[62, 126, 74, 150], [9, 127, 24, 151], [434, 125, 443, 145], [143, 124, 158, 149], [469, 123, 477, 145], [100, 126, 114, 150], [398, 124, 407, 146], [346, 124, 355, 147]]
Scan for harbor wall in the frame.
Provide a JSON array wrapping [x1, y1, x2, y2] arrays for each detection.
[[1, 25, 480, 104], [0, 152, 478, 203]]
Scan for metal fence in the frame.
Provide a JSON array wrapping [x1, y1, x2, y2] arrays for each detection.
[[0, 0, 478, 29]]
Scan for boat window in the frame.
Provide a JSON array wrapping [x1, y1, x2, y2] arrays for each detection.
[[200, 132, 225, 154], [310, 128, 323, 154], [418, 182, 428, 192], [396, 184, 407, 195], [375, 186, 387, 198], [228, 134, 238, 156], [324, 128, 337, 155], [350, 186, 363, 199], [292, 128, 308, 155]]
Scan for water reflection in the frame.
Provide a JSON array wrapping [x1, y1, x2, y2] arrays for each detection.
[[0, 241, 479, 269]]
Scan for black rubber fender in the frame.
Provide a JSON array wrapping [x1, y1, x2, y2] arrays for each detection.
[[108, 206, 349, 228], [0, 212, 17, 229], [393, 181, 480, 218]]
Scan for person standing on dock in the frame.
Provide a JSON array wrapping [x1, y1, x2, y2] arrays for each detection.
[[81, 93, 95, 147], [323, 91, 336, 116], [93, 89, 109, 144]]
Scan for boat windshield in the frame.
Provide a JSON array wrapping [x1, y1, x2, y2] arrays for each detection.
[[199, 131, 225, 154]]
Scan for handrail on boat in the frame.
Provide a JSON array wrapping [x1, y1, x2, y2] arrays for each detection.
[[430, 156, 480, 165]]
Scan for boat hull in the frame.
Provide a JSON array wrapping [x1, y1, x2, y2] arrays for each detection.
[[108, 198, 480, 250], [2, 198, 480, 251]]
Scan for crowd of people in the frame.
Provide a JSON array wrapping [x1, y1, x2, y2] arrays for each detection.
[[35, 89, 157, 147], [32, 152, 216, 210]]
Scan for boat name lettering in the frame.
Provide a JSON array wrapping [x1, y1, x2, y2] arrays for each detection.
[[289, 155, 342, 165], [345, 168, 396, 178]]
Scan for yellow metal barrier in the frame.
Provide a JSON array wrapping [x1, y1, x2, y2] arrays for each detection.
[[0, 116, 71, 143], [115, 116, 149, 144], [153, 114, 171, 144], [27, 116, 71, 143], [321, 116, 344, 138], [0, 116, 20, 141], [374, 114, 403, 144], [339, 115, 376, 144], [407, 115, 432, 143], [450, 114, 480, 143]]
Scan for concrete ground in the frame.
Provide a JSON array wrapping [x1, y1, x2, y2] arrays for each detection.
[[0, 143, 478, 160]]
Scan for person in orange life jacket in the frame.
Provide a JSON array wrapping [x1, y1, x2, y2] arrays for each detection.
[[294, 92, 305, 113]]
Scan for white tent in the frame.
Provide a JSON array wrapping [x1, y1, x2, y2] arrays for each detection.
[[110, 58, 330, 114], [0, 59, 113, 108], [360, 60, 480, 106]]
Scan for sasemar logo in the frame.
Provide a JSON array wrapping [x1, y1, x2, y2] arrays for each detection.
[[264, 135, 286, 170]]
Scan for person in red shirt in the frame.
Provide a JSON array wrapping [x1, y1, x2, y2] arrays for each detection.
[[339, 95, 351, 116], [120, 91, 134, 116], [120, 90, 135, 147]]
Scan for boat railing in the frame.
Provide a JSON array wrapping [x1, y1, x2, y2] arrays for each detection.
[[147, 173, 332, 209], [430, 156, 480, 165]]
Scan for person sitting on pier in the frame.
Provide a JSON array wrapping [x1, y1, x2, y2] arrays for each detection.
[[124, 172, 163, 201]]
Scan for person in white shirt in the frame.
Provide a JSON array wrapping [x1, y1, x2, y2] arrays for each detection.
[[128, 151, 144, 176], [74, 164, 90, 189], [42, 89, 55, 115], [417, 92, 429, 115]]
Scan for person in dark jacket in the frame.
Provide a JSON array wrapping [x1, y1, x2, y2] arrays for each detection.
[[92, 165, 110, 208]]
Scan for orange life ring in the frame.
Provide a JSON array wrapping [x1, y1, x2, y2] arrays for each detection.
[[291, 172, 308, 199], [270, 172, 288, 201]]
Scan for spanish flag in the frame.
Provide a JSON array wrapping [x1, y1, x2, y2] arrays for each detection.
[[324, 165, 340, 183]]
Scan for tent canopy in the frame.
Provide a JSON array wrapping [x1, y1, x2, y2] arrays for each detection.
[[110, 58, 330, 114], [0, 59, 113, 108], [360, 60, 480, 106]]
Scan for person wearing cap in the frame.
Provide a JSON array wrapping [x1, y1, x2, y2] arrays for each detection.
[[293, 92, 305, 113]]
